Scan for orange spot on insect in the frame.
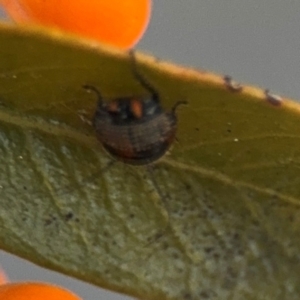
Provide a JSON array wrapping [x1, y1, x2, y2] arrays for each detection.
[[130, 98, 143, 119], [1, 0, 152, 49], [0, 282, 81, 300]]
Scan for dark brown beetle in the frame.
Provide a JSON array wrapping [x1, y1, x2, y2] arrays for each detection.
[[83, 51, 185, 165]]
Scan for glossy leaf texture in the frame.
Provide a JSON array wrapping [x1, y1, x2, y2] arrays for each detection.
[[0, 23, 300, 300]]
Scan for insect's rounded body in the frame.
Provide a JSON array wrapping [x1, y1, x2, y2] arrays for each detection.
[[84, 51, 185, 165], [93, 96, 177, 165]]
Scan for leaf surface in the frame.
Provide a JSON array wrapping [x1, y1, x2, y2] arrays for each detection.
[[0, 23, 300, 300]]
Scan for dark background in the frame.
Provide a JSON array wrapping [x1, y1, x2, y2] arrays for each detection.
[[1, 1, 300, 299]]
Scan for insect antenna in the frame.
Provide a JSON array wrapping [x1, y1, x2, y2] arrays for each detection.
[[129, 50, 159, 103], [83, 84, 105, 126]]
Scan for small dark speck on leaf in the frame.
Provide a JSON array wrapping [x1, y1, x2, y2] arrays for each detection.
[[183, 292, 192, 300], [184, 183, 191, 190], [204, 247, 214, 254], [199, 291, 210, 299], [65, 212, 74, 221], [44, 215, 57, 226]]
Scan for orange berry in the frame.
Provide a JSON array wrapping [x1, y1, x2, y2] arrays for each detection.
[[0, 282, 81, 300], [1, 0, 151, 48]]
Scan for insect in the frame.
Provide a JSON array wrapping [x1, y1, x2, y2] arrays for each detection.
[[264, 89, 283, 106], [83, 51, 186, 165], [223, 75, 242, 92]]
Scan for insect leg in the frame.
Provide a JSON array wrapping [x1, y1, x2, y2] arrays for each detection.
[[171, 100, 188, 115], [83, 84, 106, 126]]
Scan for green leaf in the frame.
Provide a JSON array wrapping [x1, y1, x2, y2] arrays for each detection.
[[0, 23, 300, 300]]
